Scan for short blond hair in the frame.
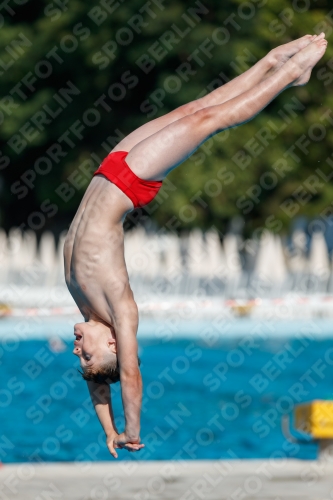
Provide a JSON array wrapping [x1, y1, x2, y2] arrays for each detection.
[[79, 356, 141, 384]]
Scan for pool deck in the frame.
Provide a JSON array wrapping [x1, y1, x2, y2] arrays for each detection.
[[1, 459, 333, 499]]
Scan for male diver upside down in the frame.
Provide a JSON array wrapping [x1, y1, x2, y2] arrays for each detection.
[[64, 34, 327, 457]]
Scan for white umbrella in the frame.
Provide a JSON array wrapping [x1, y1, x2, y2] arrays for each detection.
[[205, 229, 225, 278], [161, 234, 182, 278], [39, 231, 57, 270], [22, 230, 37, 267], [8, 227, 24, 271], [288, 229, 307, 273], [38, 232, 57, 286], [0, 228, 8, 269], [125, 227, 149, 276], [186, 229, 207, 277], [254, 231, 275, 282], [0, 229, 8, 284], [223, 233, 242, 280], [255, 232, 288, 283], [56, 231, 67, 283], [272, 235, 288, 283], [142, 234, 161, 280], [308, 231, 330, 278]]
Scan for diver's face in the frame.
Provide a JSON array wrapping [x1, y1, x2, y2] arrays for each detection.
[[72, 321, 116, 369]]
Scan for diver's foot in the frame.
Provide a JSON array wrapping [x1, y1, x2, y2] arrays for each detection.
[[286, 37, 328, 86], [266, 33, 325, 75]]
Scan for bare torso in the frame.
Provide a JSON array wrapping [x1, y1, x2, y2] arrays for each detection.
[[64, 174, 135, 325]]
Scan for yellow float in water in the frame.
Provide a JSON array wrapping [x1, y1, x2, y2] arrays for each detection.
[[295, 400, 333, 439]]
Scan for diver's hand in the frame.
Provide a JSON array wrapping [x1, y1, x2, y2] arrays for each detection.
[[106, 432, 120, 458], [114, 432, 145, 455], [106, 432, 144, 458]]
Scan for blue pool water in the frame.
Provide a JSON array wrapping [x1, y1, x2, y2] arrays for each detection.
[[1, 318, 333, 463]]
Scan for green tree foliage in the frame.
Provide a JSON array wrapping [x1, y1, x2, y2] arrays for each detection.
[[0, 0, 332, 236]]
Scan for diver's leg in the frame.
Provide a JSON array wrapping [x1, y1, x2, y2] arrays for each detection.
[[124, 38, 327, 181], [113, 34, 322, 154]]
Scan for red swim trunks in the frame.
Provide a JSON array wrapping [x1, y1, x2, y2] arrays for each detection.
[[94, 151, 163, 208]]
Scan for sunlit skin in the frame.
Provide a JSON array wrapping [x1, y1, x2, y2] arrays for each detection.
[[64, 35, 327, 458]]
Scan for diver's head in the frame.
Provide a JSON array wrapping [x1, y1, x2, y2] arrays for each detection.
[[73, 319, 120, 384]]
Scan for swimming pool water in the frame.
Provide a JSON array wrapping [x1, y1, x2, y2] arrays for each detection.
[[1, 319, 333, 462]]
